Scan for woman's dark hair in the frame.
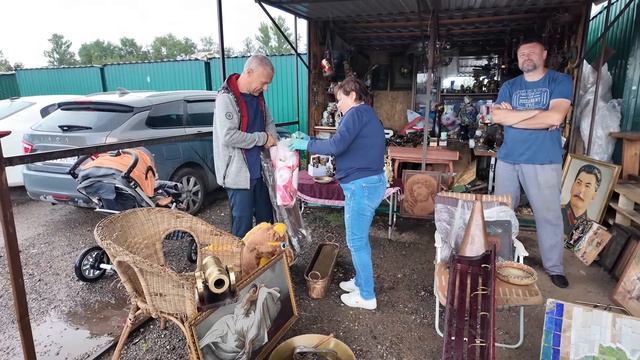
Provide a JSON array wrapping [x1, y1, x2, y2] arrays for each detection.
[[333, 76, 370, 102]]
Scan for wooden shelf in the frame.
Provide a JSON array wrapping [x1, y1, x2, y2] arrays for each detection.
[[609, 201, 640, 227]]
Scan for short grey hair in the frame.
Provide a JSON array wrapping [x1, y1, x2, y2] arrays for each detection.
[[243, 54, 274, 74]]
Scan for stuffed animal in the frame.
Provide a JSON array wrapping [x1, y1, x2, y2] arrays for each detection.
[[240, 222, 294, 276]]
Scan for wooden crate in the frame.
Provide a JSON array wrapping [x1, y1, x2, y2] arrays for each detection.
[[608, 183, 640, 229]]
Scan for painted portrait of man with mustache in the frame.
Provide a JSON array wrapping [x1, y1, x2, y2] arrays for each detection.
[[561, 164, 602, 236]]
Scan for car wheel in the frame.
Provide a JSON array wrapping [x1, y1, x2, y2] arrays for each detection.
[[171, 167, 206, 214]]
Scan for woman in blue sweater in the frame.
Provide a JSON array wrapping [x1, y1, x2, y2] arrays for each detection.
[[289, 76, 386, 310]]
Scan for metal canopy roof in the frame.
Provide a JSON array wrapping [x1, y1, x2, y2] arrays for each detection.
[[260, 0, 586, 54]]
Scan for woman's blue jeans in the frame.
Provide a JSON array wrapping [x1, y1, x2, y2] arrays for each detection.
[[340, 173, 386, 300]]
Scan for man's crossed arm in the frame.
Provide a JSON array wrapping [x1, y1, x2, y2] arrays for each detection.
[[492, 99, 571, 130]]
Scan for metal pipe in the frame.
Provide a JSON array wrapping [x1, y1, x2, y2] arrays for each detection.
[[587, 0, 613, 156], [0, 131, 37, 360], [2, 132, 211, 168], [294, 15, 300, 130], [256, 1, 309, 70], [217, 0, 226, 80], [422, 11, 436, 171]]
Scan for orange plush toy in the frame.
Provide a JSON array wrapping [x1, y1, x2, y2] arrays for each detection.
[[240, 223, 294, 276]]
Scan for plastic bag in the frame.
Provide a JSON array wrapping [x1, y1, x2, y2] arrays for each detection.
[[579, 99, 621, 162], [269, 140, 299, 208], [261, 149, 310, 254], [576, 60, 620, 162]]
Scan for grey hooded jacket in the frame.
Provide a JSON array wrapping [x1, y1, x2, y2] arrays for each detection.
[[212, 76, 277, 189]]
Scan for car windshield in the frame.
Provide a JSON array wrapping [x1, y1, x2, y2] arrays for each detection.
[[0, 100, 35, 121], [32, 107, 134, 133]]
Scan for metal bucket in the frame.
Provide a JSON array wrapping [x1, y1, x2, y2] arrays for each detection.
[[304, 242, 339, 299]]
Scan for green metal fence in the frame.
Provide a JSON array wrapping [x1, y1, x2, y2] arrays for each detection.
[[104, 60, 210, 91], [0, 73, 20, 100], [15, 66, 105, 96], [586, 0, 640, 131]]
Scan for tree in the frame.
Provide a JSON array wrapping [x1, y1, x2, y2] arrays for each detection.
[[150, 34, 197, 60], [78, 39, 119, 65], [238, 37, 258, 56], [199, 36, 219, 53], [223, 47, 236, 57], [254, 16, 294, 55], [0, 50, 12, 71], [118, 37, 148, 62], [43, 33, 78, 66]]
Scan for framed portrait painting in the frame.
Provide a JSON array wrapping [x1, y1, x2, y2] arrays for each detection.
[[560, 154, 621, 236], [401, 170, 442, 218], [611, 242, 640, 317], [191, 253, 298, 360]]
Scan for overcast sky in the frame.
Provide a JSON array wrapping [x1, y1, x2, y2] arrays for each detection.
[[0, 0, 307, 68]]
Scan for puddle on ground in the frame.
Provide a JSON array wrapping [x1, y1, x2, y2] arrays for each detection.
[[33, 290, 129, 359]]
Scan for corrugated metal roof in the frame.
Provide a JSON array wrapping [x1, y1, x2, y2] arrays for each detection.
[[261, 0, 585, 53]]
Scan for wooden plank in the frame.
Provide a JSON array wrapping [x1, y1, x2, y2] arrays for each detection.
[[388, 146, 460, 161], [614, 183, 640, 204], [610, 131, 640, 141], [609, 201, 640, 226], [622, 140, 640, 179], [610, 132, 640, 179]]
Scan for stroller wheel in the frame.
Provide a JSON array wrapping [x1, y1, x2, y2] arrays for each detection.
[[187, 238, 198, 264], [74, 246, 110, 282]]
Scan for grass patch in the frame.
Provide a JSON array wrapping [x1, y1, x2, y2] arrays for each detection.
[[323, 210, 344, 225]]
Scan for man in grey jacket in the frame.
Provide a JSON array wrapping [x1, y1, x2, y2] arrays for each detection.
[[212, 55, 278, 237]]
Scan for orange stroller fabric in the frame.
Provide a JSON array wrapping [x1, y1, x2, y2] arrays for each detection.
[[81, 148, 156, 196]]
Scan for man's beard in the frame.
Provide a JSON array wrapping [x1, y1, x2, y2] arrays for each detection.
[[519, 61, 539, 73]]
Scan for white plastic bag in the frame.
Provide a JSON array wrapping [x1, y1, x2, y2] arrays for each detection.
[[576, 60, 620, 162], [269, 140, 299, 208]]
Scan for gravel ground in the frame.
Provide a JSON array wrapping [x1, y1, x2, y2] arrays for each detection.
[[1, 187, 619, 359]]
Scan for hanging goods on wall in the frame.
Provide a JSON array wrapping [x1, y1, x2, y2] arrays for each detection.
[[321, 50, 334, 78]]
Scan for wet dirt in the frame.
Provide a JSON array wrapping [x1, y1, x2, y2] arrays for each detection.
[[0, 187, 621, 359]]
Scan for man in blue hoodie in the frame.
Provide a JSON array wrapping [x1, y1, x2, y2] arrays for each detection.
[[212, 55, 278, 238], [492, 36, 573, 288]]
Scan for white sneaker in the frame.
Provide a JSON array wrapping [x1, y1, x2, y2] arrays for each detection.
[[340, 291, 377, 310], [339, 278, 359, 292]]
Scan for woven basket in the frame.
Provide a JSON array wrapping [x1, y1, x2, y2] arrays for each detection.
[[495, 261, 538, 286]]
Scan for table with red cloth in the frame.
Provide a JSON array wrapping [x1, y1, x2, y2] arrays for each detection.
[[297, 170, 400, 239]]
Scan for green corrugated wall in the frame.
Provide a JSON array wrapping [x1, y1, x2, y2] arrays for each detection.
[[622, 16, 640, 131], [210, 54, 309, 133], [104, 60, 209, 91], [15, 66, 104, 96], [586, 0, 640, 131], [0, 73, 20, 100]]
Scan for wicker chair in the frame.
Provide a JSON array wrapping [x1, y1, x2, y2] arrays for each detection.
[[94, 207, 243, 359]]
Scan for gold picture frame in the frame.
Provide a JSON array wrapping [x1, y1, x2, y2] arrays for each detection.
[[560, 153, 621, 234], [190, 253, 298, 360]]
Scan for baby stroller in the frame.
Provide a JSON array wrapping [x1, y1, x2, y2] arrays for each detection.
[[69, 148, 193, 282]]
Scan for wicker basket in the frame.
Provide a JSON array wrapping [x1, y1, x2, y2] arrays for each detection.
[[304, 242, 339, 299], [496, 261, 538, 286]]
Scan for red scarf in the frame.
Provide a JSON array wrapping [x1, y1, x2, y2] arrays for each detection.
[[225, 73, 267, 132]]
